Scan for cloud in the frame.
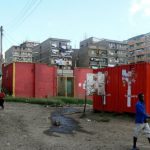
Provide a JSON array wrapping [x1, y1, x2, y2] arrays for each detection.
[[130, 0, 150, 16]]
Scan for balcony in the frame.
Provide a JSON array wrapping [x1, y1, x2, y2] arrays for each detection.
[[135, 38, 145, 43], [135, 51, 147, 56], [135, 45, 145, 49]]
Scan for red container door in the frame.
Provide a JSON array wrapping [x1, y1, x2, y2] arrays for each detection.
[[118, 63, 147, 113], [118, 65, 130, 113], [93, 68, 105, 111], [93, 67, 119, 112], [145, 63, 150, 114], [105, 67, 119, 112]]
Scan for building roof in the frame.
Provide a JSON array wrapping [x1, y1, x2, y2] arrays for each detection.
[[47, 37, 71, 42]]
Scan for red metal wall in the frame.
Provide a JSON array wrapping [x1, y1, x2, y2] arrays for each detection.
[[2, 63, 13, 95], [34, 63, 57, 98], [118, 63, 147, 113], [145, 63, 150, 114], [117, 65, 130, 113], [93, 67, 119, 112], [2, 62, 57, 98], [15, 63, 35, 97], [93, 63, 150, 114], [74, 68, 93, 100]]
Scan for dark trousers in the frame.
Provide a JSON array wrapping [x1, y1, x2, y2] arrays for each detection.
[[0, 99, 4, 109]]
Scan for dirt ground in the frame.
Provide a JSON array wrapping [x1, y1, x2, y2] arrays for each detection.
[[0, 102, 150, 150]]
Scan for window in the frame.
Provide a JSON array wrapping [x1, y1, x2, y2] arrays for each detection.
[[91, 50, 95, 55]]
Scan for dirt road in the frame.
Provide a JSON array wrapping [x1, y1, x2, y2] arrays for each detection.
[[0, 102, 149, 150]]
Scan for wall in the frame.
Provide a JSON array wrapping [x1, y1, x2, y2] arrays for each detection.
[[2, 62, 57, 98], [15, 63, 35, 97], [74, 68, 93, 100], [2, 63, 13, 94], [34, 64, 57, 98]]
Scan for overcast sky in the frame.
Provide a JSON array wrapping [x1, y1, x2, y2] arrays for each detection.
[[1, 0, 150, 52]]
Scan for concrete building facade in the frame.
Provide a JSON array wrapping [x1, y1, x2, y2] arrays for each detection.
[[71, 48, 79, 68], [128, 33, 150, 63], [32, 38, 73, 70], [78, 37, 127, 69], [5, 41, 39, 64]]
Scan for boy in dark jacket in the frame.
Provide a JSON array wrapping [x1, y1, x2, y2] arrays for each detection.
[[0, 89, 5, 109], [132, 93, 150, 150]]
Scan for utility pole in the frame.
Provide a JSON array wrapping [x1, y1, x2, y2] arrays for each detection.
[[0, 26, 3, 61], [0, 26, 3, 91]]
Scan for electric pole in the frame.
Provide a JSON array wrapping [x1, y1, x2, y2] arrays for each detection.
[[0, 26, 3, 91], [0, 26, 3, 62]]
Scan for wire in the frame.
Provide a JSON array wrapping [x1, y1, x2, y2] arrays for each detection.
[[6, 0, 36, 28], [7, 0, 42, 32], [3, 30, 19, 45], [4, 35, 14, 46], [15, 0, 42, 30]]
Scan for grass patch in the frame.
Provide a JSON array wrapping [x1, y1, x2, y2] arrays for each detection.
[[54, 96, 92, 105], [5, 96, 92, 106]]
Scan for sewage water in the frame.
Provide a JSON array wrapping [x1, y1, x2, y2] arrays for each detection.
[[44, 107, 91, 135]]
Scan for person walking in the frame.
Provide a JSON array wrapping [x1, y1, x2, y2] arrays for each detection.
[[0, 89, 5, 109], [132, 93, 150, 150]]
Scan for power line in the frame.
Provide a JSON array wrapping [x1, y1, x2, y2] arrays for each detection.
[[0, 26, 3, 60], [8, 0, 42, 32], [4, 30, 19, 45], [16, 0, 42, 29], [4, 35, 14, 46], [7, 0, 36, 28], [7, 0, 37, 29]]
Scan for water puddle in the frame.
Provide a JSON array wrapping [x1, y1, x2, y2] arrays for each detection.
[[44, 107, 92, 135]]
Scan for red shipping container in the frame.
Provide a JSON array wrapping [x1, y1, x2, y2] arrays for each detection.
[[93, 62, 150, 114]]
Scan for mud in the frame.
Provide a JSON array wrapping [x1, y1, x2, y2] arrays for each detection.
[[1, 102, 150, 150], [44, 107, 91, 135]]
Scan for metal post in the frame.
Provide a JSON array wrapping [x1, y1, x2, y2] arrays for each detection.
[[0, 26, 3, 62], [0, 26, 3, 91], [83, 80, 87, 114]]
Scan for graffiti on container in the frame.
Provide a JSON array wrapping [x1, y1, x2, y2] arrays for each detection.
[[122, 69, 136, 107]]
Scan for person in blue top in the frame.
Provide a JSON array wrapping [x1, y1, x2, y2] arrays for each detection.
[[132, 93, 150, 150]]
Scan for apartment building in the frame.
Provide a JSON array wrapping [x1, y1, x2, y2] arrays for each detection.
[[5, 41, 39, 64], [78, 37, 127, 69], [128, 33, 150, 63], [99, 39, 128, 66], [20, 41, 39, 49], [32, 38, 73, 70], [71, 48, 79, 68]]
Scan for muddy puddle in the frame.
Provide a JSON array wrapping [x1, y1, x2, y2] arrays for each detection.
[[44, 107, 92, 135]]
